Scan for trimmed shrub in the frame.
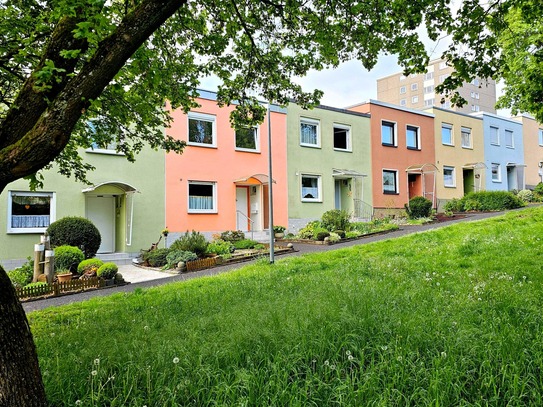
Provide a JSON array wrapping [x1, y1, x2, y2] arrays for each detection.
[[405, 196, 433, 219], [321, 209, 351, 232], [7, 260, 34, 289], [97, 262, 118, 279], [170, 231, 208, 257], [517, 189, 534, 203], [313, 228, 330, 241], [77, 258, 104, 275], [165, 250, 198, 269], [54, 245, 84, 273], [47, 216, 101, 258], [463, 191, 524, 211], [142, 248, 170, 267], [220, 230, 246, 242], [25, 282, 48, 289], [206, 240, 235, 255], [533, 183, 543, 201], [233, 239, 260, 250]]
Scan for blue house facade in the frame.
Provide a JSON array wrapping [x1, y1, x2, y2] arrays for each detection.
[[474, 112, 525, 192]]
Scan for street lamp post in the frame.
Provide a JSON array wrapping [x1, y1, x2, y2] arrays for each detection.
[[267, 102, 274, 264]]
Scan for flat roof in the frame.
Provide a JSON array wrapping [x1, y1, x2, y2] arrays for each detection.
[[346, 99, 434, 118]]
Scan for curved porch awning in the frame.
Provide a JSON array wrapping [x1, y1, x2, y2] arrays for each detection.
[[405, 163, 439, 174], [463, 162, 488, 170], [82, 181, 139, 193], [332, 168, 367, 179], [234, 173, 275, 185]]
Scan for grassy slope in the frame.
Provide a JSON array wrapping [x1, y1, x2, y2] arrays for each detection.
[[30, 207, 543, 406]]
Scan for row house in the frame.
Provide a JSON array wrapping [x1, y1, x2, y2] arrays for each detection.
[[286, 103, 372, 232], [347, 100, 436, 217], [512, 115, 543, 188], [0, 139, 166, 269]]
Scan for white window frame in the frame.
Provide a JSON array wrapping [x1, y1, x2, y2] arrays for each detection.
[[399, 86, 406, 94], [443, 166, 456, 188], [441, 123, 453, 146], [301, 174, 322, 202], [439, 61, 448, 69], [382, 169, 399, 194], [411, 96, 419, 104], [411, 83, 418, 91], [300, 117, 321, 148], [187, 181, 217, 213], [439, 75, 448, 84], [333, 123, 352, 152], [406, 125, 421, 150], [471, 79, 480, 86], [505, 129, 514, 148], [187, 112, 217, 148], [424, 99, 435, 107], [491, 163, 501, 182], [424, 85, 434, 94], [490, 126, 500, 145], [539, 129, 543, 146], [399, 99, 407, 106], [461, 127, 472, 149], [235, 126, 260, 153], [424, 72, 434, 80], [381, 120, 397, 147], [7, 191, 56, 234]]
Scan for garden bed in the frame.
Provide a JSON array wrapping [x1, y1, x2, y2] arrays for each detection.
[[280, 227, 399, 245]]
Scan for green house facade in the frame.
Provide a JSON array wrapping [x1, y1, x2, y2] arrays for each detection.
[[286, 103, 372, 232], [0, 144, 165, 270]]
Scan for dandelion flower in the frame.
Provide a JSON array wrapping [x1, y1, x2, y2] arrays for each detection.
[[91, 370, 98, 376], [173, 357, 180, 364], [345, 350, 351, 356], [75, 400, 82, 406], [348, 355, 354, 361]]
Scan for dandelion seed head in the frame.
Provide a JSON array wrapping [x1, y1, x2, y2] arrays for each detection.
[[348, 355, 354, 361], [173, 357, 180, 364], [91, 370, 98, 376], [75, 400, 82, 406], [441, 352, 447, 358], [94, 358, 100, 365], [144, 325, 150, 331], [346, 350, 351, 356], [324, 360, 330, 366]]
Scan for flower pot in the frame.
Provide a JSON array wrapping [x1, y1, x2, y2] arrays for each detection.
[[56, 273, 72, 282]]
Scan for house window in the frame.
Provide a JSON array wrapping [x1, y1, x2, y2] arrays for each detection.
[[424, 98, 435, 107], [443, 166, 455, 187], [439, 61, 448, 69], [8, 191, 55, 233], [491, 163, 501, 182], [235, 127, 259, 152], [441, 100, 451, 108], [424, 72, 434, 80], [381, 121, 396, 146], [188, 112, 216, 147], [471, 78, 480, 86], [490, 126, 500, 145], [470, 91, 480, 100], [400, 99, 407, 106], [539, 129, 543, 146], [383, 170, 398, 194], [411, 83, 418, 91], [406, 125, 420, 150], [333, 124, 351, 151], [505, 129, 514, 148], [424, 85, 434, 94], [461, 127, 472, 148], [300, 118, 320, 147], [301, 174, 322, 202], [442, 123, 453, 145], [439, 74, 448, 83], [400, 86, 406, 94], [188, 182, 217, 213], [412, 96, 419, 104]]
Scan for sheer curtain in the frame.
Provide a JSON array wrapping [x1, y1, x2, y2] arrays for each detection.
[[189, 196, 214, 210], [12, 215, 50, 228]]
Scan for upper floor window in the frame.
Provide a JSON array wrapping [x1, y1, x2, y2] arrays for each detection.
[[400, 99, 407, 106], [333, 124, 351, 151], [470, 91, 480, 100], [301, 174, 322, 202], [505, 129, 514, 148], [8, 191, 55, 234], [235, 127, 259, 152], [439, 61, 448, 69], [300, 117, 320, 147], [424, 85, 434, 94], [412, 96, 419, 104], [188, 112, 216, 147], [471, 105, 480, 112], [441, 123, 453, 145], [490, 126, 500, 145], [411, 83, 418, 91], [424, 98, 435, 107], [406, 125, 420, 150], [424, 72, 434, 80], [461, 127, 472, 148], [539, 129, 543, 146], [441, 100, 451, 109], [381, 121, 396, 146], [439, 75, 448, 83], [400, 86, 406, 94], [188, 181, 217, 213], [471, 78, 480, 86]]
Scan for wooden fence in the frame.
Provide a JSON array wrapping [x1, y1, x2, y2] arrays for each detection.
[[186, 257, 217, 272], [16, 277, 104, 301]]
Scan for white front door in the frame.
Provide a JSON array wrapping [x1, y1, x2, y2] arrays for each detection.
[[236, 187, 249, 231], [86, 196, 115, 253]]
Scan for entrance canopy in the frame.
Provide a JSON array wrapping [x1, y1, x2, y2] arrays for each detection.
[[233, 173, 275, 185], [506, 162, 527, 167], [405, 163, 439, 174], [332, 168, 367, 179], [82, 181, 139, 193], [463, 162, 487, 170]]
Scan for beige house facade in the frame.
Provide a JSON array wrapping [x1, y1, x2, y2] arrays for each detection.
[[377, 59, 496, 115], [512, 115, 543, 188]]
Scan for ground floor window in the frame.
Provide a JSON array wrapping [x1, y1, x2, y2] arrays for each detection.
[[383, 170, 398, 194], [443, 166, 455, 187], [301, 174, 322, 202], [491, 163, 501, 182], [188, 181, 217, 213], [8, 191, 55, 233]]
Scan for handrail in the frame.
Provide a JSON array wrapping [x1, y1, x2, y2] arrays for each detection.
[[236, 210, 255, 239]]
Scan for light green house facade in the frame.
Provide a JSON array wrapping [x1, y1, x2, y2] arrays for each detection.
[[286, 103, 372, 232], [0, 144, 165, 270]]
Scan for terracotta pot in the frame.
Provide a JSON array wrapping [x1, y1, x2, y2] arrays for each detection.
[[56, 273, 72, 282]]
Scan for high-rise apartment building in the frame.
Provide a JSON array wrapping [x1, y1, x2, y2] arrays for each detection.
[[377, 59, 497, 114]]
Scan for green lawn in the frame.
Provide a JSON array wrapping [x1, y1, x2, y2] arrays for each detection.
[[30, 207, 543, 406]]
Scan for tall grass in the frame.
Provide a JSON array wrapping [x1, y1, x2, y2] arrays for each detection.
[[30, 207, 543, 406]]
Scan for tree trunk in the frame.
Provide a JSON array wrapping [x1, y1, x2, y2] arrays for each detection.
[[0, 266, 47, 406]]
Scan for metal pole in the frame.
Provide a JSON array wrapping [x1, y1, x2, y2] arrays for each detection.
[[267, 102, 275, 264]]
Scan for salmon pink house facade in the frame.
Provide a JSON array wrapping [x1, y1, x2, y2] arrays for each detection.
[[348, 100, 436, 217], [165, 90, 288, 240]]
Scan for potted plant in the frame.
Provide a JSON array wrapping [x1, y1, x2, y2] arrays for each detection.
[[55, 269, 72, 282], [273, 225, 286, 238]]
